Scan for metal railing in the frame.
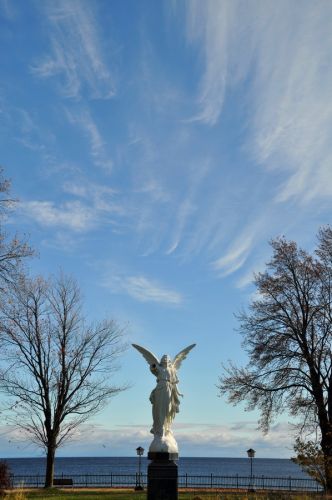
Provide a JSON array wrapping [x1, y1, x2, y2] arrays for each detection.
[[178, 474, 322, 491], [9, 473, 322, 492]]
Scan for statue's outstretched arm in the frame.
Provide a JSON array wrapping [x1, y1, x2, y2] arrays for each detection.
[[173, 343, 196, 370]]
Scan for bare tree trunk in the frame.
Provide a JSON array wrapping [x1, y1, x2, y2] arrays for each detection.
[[321, 429, 332, 494], [45, 444, 56, 488], [324, 454, 332, 494]]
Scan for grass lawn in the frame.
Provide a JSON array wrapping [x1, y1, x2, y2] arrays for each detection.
[[2, 489, 327, 500]]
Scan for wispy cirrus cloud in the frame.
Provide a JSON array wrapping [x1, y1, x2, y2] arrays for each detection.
[[102, 270, 184, 306], [122, 276, 183, 305], [213, 234, 253, 277], [2, 106, 58, 165], [65, 108, 113, 172], [185, 0, 332, 206], [31, 0, 115, 99], [166, 160, 211, 255], [20, 177, 129, 234], [63, 180, 115, 200], [185, 1, 230, 126], [212, 216, 265, 277], [20, 200, 97, 232], [63, 179, 128, 216], [135, 179, 171, 205]]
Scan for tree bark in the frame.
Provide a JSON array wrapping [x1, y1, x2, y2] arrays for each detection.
[[325, 462, 332, 494], [44, 443, 56, 488], [320, 428, 332, 493]]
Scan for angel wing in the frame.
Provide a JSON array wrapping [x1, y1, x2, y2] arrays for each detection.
[[172, 343, 196, 370], [132, 344, 160, 367]]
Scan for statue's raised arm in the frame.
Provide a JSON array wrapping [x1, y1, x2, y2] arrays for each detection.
[[132, 343, 196, 454]]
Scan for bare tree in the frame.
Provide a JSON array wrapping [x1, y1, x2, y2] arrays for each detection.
[[0, 274, 126, 487], [218, 227, 332, 492], [0, 167, 33, 290]]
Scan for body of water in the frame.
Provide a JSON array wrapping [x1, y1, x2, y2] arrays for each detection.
[[2, 456, 309, 479]]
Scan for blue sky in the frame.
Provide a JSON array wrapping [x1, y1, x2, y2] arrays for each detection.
[[1, 0, 332, 459]]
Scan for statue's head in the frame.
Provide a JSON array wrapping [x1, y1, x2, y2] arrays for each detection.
[[160, 354, 170, 366]]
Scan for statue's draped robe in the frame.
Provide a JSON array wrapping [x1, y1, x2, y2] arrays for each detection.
[[149, 364, 181, 437]]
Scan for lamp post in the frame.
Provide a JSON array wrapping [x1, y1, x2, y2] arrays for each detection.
[[247, 448, 255, 492], [135, 446, 144, 491]]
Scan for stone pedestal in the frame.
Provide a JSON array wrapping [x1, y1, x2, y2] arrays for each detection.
[[147, 452, 178, 500]]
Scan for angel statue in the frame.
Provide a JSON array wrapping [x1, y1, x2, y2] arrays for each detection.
[[132, 343, 196, 453]]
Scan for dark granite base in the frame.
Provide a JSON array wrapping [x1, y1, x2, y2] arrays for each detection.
[[147, 452, 178, 500], [148, 452, 179, 461]]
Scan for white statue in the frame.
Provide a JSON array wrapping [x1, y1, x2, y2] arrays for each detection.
[[132, 343, 196, 454]]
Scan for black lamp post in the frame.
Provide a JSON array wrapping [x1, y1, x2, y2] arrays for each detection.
[[247, 448, 255, 492], [135, 446, 144, 491]]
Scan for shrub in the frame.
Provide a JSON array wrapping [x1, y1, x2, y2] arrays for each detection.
[[0, 462, 11, 495]]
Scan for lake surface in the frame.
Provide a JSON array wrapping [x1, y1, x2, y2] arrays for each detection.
[[3, 456, 309, 478]]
